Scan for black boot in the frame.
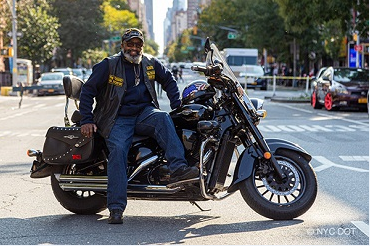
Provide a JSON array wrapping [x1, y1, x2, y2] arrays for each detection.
[[169, 166, 199, 183], [108, 209, 123, 224]]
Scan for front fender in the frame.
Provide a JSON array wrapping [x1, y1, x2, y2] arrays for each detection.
[[227, 138, 312, 193]]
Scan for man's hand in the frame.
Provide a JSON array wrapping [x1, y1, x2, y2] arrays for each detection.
[[81, 123, 97, 138]]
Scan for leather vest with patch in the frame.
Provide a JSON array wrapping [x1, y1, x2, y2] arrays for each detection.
[[93, 52, 157, 138]]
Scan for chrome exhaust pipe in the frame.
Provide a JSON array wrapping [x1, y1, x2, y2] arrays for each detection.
[[58, 174, 182, 193]]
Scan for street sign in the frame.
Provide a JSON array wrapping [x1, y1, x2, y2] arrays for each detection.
[[354, 45, 363, 52], [7, 31, 23, 37], [227, 32, 237, 39], [110, 36, 121, 42]]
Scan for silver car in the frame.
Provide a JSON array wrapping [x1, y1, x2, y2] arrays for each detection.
[[37, 72, 65, 96]]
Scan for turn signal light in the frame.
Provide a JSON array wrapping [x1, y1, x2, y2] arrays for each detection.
[[263, 152, 272, 159], [257, 110, 267, 119], [27, 149, 39, 157]]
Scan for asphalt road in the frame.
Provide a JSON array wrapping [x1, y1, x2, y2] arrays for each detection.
[[0, 71, 368, 245]]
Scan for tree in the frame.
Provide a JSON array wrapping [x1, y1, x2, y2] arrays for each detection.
[[102, 1, 140, 33], [198, 0, 291, 63], [276, 0, 368, 62], [197, 0, 244, 49], [16, 0, 61, 67], [81, 48, 108, 68], [233, 0, 290, 62], [144, 39, 159, 56], [50, 0, 107, 66]]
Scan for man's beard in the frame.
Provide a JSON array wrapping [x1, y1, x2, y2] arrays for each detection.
[[123, 49, 143, 64]]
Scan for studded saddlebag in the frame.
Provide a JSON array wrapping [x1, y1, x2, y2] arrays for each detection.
[[42, 126, 95, 164]]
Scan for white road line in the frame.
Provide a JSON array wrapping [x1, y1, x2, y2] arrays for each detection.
[[277, 104, 313, 113], [317, 113, 369, 126], [259, 124, 368, 132], [351, 221, 369, 237], [313, 156, 369, 173], [32, 104, 46, 108], [339, 156, 369, 162], [278, 104, 369, 126]]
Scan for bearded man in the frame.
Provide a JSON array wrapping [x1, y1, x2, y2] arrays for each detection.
[[79, 28, 198, 224]]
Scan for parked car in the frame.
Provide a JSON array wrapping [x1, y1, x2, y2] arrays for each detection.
[[51, 67, 73, 76], [72, 68, 86, 81], [311, 67, 369, 111], [37, 72, 65, 96], [238, 65, 267, 90]]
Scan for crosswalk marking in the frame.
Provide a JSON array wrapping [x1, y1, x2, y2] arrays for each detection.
[[340, 156, 369, 161]]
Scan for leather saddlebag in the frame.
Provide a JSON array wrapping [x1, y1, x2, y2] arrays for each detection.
[[42, 126, 95, 164]]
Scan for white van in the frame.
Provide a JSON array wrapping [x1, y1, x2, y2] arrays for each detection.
[[222, 48, 258, 76]]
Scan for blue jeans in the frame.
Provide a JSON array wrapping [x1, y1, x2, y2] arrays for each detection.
[[105, 106, 188, 212]]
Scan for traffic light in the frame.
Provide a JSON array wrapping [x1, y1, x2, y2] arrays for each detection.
[[0, 47, 13, 57], [353, 33, 358, 42], [193, 26, 198, 35]]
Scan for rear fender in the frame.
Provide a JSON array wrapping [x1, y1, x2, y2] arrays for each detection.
[[227, 138, 312, 192]]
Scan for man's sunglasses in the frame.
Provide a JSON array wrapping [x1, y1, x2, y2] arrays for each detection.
[[125, 41, 143, 48]]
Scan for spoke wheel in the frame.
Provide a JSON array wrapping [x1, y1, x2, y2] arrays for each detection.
[[239, 150, 317, 220], [259, 159, 303, 205], [51, 164, 107, 215]]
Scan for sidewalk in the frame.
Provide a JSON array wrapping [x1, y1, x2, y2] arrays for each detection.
[[244, 86, 311, 103]]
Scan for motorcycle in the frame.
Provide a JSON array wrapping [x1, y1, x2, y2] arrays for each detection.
[[28, 38, 317, 219]]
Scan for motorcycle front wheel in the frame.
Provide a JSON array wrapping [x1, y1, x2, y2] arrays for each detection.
[[239, 149, 317, 220], [51, 165, 107, 215]]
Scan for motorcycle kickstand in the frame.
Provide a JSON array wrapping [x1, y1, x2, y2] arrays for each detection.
[[190, 201, 211, 212]]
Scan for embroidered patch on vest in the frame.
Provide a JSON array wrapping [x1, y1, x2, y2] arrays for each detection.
[[108, 75, 124, 87], [146, 69, 155, 80]]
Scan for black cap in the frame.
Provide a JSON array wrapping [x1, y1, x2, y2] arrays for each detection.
[[122, 28, 144, 43]]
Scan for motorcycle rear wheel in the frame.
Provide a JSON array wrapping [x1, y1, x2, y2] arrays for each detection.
[[51, 165, 107, 215], [239, 149, 317, 220]]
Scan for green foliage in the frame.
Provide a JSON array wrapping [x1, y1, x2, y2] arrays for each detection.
[[108, 0, 129, 10], [321, 19, 345, 61], [198, 0, 244, 49], [17, 0, 61, 64], [50, 0, 107, 62], [102, 1, 140, 33], [144, 39, 159, 56], [81, 48, 108, 67]]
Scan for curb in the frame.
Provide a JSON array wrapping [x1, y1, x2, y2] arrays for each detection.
[[265, 96, 310, 103]]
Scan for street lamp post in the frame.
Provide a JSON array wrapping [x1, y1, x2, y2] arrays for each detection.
[[6, 0, 17, 87]]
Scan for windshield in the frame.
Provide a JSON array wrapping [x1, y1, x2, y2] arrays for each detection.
[[333, 68, 369, 83], [206, 42, 254, 109], [207, 43, 239, 84], [41, 73, 63, 81]]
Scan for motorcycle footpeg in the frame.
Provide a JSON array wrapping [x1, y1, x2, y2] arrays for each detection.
[[166, 177, 200, 189]]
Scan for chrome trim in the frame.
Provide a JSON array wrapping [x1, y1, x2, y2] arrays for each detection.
[[59, 181, 182, 194], [199, 137, 235, 201], [59, 174, 107, 183], [199, 137, 217, 200], [128, 155, 158, 181]]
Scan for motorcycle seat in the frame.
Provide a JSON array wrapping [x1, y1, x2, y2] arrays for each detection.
[[132, 134, 151, 143]]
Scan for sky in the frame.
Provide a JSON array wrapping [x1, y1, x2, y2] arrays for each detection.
[[152, 0, 173, 55]]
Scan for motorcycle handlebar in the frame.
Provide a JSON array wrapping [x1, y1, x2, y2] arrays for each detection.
[[191, 64, 222, 76], [191, 65, 207, 73]]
